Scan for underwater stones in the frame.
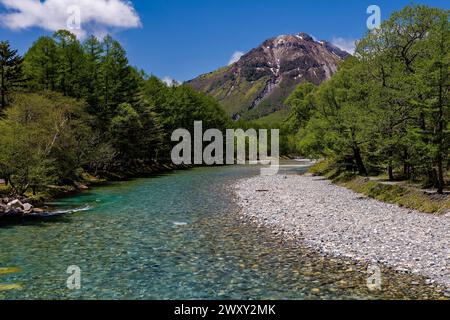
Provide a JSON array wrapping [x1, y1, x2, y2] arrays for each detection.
[[311, 288, 321, 294]]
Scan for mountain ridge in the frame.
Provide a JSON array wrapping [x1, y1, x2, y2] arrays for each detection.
[[186, 32, 350, 120]]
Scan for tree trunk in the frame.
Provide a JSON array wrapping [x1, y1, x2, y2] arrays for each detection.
[[403, 163, 409, 179], [388, 163, 394, 181], [427, 169, 438, 189], [437, 155, 444, 194], [403, 150, 410, 180], [386, 147, 395, 180], [353, 146, 367, 176], [1, 62, 5, 110]]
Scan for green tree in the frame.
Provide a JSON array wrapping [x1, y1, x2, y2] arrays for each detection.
[[0, 119, 56, 196], [0, 92, 93, 195], [0, 41, 24, 112], [53, 30, 85, 98], [298, 58, 371, 175], [415, 12, 449, 193], [101, 35, 140, 121], [284, 82, 317, 130], [357, 5, 448, 189], [23, 36, 59, 91], [110, 103, 144, 160], [82, 35, 104, 115]]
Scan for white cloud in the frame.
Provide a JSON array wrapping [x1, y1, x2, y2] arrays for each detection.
[[0, 0, 141, 39], [162, 76, 179, 87], [331, 37, 357, 54], [228, 51, 244, 65]]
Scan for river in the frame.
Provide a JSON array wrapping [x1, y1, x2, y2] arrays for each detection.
[[0, 161, 446, 299]]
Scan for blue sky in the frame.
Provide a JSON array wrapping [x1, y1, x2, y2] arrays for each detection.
[[0, 0, 447, 82]]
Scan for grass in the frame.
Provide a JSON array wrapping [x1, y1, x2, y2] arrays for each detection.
[[0, 184, 7, 194], [255, 109, 291, 126], [309, 160, 450, 215], [342, 177, 449, 214]]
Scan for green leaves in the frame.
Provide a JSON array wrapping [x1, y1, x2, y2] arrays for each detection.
[[0, 93, 90, 195], [0, 40, 24, 111], [286, 5, 449, 189]]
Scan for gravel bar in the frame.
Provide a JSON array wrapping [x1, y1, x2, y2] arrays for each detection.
[[234, 174, 450, 288]]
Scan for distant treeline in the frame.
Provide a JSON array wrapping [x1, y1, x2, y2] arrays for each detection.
[[0, 30, 229, 196], [282, 5, 449, 193]]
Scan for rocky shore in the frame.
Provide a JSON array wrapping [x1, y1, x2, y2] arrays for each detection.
[[234, 174, 450, 289], [0, 198, 47, 218]]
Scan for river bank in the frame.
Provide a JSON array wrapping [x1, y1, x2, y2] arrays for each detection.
[[309, 161, 450, 215], [0, 162, 192, 222], [234, 173, 450, 290]]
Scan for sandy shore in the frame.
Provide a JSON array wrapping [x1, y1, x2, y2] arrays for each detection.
[[234, 174, 450, 289]]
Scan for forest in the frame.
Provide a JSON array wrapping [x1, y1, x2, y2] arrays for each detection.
[[282, 5, 449, 194], [0, 30, 229, 197]]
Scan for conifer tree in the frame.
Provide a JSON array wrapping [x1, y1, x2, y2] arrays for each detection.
[[0, 41, 24, 111]]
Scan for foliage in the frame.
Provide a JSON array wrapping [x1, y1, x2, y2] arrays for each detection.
[[286, 5, 449, 193], [0, 92, 90, 195], [0, 30, 230, 196], [0, 41, 24, 111]]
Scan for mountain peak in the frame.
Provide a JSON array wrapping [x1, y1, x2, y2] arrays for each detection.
[[267, 32, 315, 43], [295, 32, 315, 41], [187, 32, 349, 120]]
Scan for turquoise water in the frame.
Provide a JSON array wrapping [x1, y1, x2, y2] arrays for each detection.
[[0, 163, 446, 299]]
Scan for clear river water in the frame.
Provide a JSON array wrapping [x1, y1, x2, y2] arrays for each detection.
[[0, 161, 447, 299]]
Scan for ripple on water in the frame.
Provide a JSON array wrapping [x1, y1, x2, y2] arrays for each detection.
[[0, 162, 447, 299]]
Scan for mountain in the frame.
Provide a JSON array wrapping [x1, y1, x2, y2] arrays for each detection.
[[186, 32, 349, 121]]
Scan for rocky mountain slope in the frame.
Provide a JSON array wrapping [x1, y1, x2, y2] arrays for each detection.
[[187, 33, 349, 120]]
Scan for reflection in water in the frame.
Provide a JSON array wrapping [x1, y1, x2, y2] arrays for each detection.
[[0, 162, 447, 299]]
